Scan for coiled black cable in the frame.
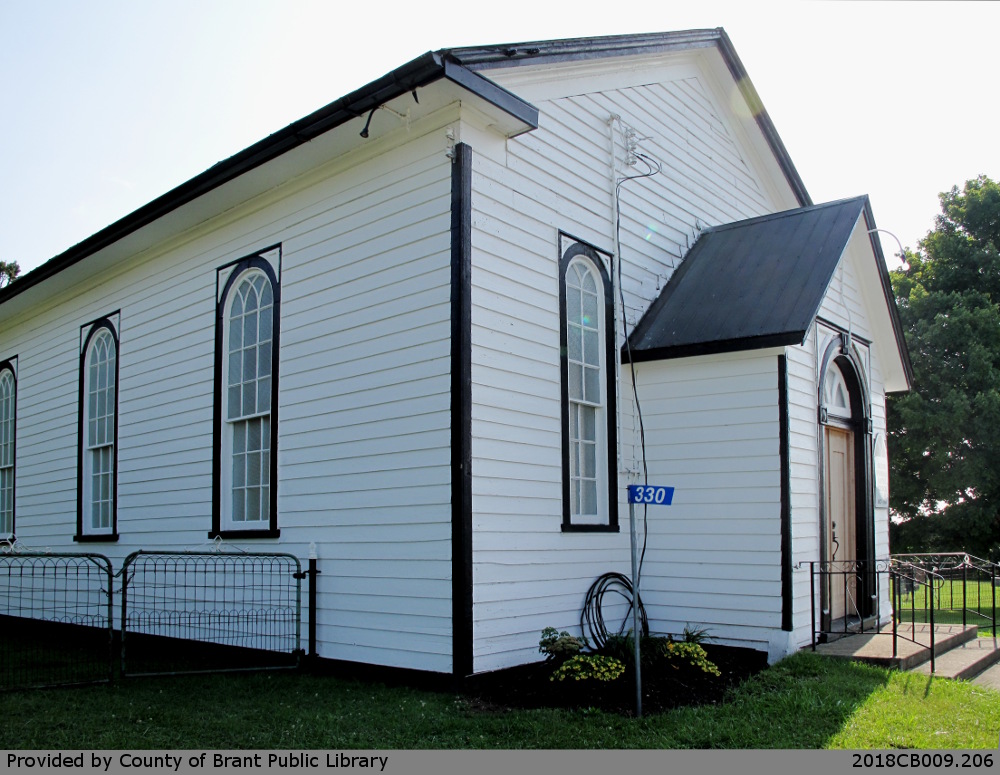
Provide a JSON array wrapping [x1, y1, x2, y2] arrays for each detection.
[[580, 571, 649, 650]]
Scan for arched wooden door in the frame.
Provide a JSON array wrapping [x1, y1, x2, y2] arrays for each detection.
[[824, 425, 856, 622], [818, 342, 876, 632]]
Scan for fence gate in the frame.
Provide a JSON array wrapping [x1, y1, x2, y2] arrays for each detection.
[[120, 551, 302, 677], [0, 551, 114, 689]]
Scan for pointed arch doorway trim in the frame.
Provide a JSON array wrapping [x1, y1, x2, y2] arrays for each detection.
[[818, 333, 876, 633]]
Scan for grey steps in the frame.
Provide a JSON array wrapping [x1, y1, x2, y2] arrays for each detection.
[[910, 636, 1000, 680]]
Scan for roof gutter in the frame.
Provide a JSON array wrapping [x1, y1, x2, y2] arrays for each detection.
[[0, 52, 538, 307]]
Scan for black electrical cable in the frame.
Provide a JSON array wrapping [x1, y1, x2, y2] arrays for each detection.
[[580, 572, 649, 650], [580, 149, 661, 649], [616, 152, 660, 578]]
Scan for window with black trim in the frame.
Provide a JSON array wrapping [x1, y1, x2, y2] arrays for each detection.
[[212, 248, 280, 537], [0, 359, 15, 539], [559, 238, 618, 531], [77, 318, 119, 540]]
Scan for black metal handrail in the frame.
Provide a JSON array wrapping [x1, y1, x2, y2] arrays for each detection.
[[891, 553, 997, 637], [808, 559, 942, 672]]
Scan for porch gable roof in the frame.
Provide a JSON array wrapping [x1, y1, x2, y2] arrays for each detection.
[[624, 196, 913, 389]]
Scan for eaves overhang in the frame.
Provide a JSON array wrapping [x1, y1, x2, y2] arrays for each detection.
[[0, 51, 538, 309]]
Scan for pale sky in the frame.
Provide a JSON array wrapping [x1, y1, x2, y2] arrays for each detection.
[[1, 1, 996, 276]]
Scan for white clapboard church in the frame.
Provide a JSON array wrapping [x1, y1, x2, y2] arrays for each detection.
[[0, 29, 911, 678]]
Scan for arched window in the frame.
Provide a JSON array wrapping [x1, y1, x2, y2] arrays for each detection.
[[0, 363, 14, 538], [560, 241, 617, 531], [213, 252, 280, 537], [823, 362, 852, 420], [78, 322, 118, 538]]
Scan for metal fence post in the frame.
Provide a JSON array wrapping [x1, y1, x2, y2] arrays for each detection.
[[993, 564, 997, 638], [891, 568, 898, 659], [929, 584, 936, 673], [308, 557, 320, 663], [810, 562, 816, 651], [962, 564, 968, 628]]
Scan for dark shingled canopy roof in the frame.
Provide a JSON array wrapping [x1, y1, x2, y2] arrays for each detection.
[[625, 197, 871, 362]]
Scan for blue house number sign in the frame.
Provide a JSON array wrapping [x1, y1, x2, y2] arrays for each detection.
[[627, 484, 674, 505]]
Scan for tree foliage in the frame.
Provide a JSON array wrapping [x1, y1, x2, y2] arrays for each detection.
[[0, 261, 19, 288], [889, 176, 1000, 558]]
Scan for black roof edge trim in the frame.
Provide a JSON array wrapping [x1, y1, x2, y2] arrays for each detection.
[[698, 196, 867, 238], [623, 331, 804, 364], [0, 52, 537, 308], [715, 30, 810, 208], [442, 60, 539, 129], [446, 29, 724, 68], [861, 198, 914, 389]]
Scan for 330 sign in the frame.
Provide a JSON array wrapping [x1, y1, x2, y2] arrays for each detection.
[[626, 485, 674, 505]]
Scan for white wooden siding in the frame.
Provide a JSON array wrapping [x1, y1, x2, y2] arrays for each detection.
[[629, 353, 782, 649], [467, 58, 795, 671], [1, 118, 456, 672], [783, 238, 893, 652]]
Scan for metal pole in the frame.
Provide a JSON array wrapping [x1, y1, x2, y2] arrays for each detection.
[[889, 566, 903, 657], [929, 583, 936, 673], [810, 562, 816, 651], [308, 557, 318, 660], [963, 565, 967, 628], [629, 500, 642, 718]]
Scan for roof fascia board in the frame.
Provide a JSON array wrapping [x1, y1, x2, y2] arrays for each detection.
[[469, 53, 705, 104], [442, 60, 539, 132], [625, 334, 799, 363], [860, 200, 914, 390], [0, 53, 537, 308], [714, 30, 810, 208], [447, 29, 723, 69], [812, 202, 912, 392]]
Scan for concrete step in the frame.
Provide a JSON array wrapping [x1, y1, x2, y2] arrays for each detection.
[[910, 636, 1000, 679], [812, 624, 978, 671], [972, 659, 1000, 690]]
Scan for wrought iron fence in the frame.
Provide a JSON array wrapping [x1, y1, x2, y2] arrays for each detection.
[[809, 555, 1000, 673], [890, 553, 998, 637], [808, 558, 887, 640], [808, 558, 944, 670], [120, 550, 303, 677], [0, 549, 114, 689]]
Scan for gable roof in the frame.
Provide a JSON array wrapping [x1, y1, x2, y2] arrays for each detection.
[[448, 28, 811, 208], [0, 29, 807, 311], [624, 196, 913, 389]]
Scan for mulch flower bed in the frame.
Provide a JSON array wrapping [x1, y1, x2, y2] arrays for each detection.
[[466, 644, 768, 715]]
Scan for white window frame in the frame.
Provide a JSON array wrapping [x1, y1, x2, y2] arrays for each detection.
[[560, 239, 618, 532], [78, 321, 118, 539], [213, 250, 280, 538], [566, 257, 608, 524], [0, 363, 15, 539]]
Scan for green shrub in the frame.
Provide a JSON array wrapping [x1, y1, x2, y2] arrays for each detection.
[[681, 625, 712, 644], [650, 639, 721, 676], [550, 654, 626, 682], [597, 631, 721, 677], [538, 627, 587, 662]]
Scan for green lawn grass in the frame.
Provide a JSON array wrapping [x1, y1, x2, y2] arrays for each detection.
[[1, 651, 998, 749]]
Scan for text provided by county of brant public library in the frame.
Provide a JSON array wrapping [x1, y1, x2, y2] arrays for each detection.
[[6, 752, 390, 772]]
